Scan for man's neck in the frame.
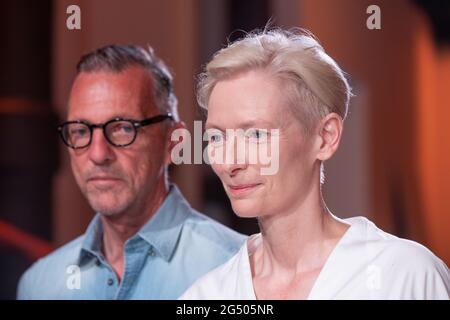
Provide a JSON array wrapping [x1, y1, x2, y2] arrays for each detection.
[[100, 182, 169, 280]]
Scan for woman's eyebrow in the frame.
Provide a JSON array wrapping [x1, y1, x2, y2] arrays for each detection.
[[205, 122, 223, 130], [205, 119, 275, 130], [239, 120, 274, 128]]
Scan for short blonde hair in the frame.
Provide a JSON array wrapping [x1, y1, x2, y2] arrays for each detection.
[[197, 28, 352, 132]]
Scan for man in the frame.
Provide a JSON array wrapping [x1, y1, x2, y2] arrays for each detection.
[[17, 45, 245, 299]]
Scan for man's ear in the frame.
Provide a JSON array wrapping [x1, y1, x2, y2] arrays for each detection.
[[316, 113, 343, 161], [165, 121, 186, 166]]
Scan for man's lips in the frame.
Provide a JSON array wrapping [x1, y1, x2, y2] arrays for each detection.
[[87, 176, 121, 185], [88, 176, 120, 181], [227, 183, 261, 197]]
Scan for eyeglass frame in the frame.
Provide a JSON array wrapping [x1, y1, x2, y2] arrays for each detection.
[[57, 113, 173, 149]]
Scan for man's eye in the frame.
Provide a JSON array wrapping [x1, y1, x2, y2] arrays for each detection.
[[112, 123, 134, 134], [70, 128, 88, 137]]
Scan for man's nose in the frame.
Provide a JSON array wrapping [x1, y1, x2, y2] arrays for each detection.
[[87, 129, 115, 165]]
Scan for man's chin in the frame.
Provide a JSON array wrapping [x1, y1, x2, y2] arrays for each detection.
[[96, 208, 123, 217], [90, 203, 123, 216], [86, 194, 130, 216]]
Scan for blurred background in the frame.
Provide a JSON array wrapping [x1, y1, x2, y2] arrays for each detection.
[[1, 0, 449, 299]]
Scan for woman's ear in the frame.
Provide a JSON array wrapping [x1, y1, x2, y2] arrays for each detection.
[[316, 113, 343, 161], [165, 121, 186, 166]]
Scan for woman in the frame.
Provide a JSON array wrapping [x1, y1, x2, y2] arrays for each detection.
[[181, 29, 450, 299]]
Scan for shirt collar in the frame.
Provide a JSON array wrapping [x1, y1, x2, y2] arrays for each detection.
[[136, 184, 191, 261], [78, 184, 191, 265], [78, 214, 103, 266]]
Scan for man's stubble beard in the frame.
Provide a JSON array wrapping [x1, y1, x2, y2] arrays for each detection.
[[83, 179, 136, 217]]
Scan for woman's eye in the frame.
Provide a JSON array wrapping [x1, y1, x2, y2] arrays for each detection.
[[207, 130, 225, 145], [210, 134, 223, 143], [246, 129, 268, 141]]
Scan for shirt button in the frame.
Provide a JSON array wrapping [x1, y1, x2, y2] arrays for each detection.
[[95, 259, 101, 266], [107, 278, 114, 286], [149, 248, 155, 256]]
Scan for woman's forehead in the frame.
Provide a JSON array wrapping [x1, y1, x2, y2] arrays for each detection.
[[207, 72, 287, 128]]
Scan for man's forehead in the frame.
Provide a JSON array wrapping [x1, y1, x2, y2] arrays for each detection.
[[71, 67, 154, 94], [68, 67, 157, 118]]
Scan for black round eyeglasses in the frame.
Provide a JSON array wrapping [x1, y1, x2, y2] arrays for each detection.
[[57, 113, 173, 149]]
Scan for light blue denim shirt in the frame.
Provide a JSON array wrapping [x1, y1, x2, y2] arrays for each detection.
[[17, 185, 246, 299]]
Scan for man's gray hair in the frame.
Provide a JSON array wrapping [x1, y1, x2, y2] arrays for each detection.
[[77, 44, 179, 120]]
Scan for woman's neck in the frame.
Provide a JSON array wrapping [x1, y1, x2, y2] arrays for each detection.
[[253, 189, 349, 277]]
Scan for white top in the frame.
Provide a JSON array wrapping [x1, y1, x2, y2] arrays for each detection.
[[180, 216, 450, 299]]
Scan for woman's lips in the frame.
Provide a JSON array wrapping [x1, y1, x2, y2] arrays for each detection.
[[227, 183, 261, 197]]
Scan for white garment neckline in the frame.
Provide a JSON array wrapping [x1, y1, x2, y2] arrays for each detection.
[[242, 217, 358, 300]]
